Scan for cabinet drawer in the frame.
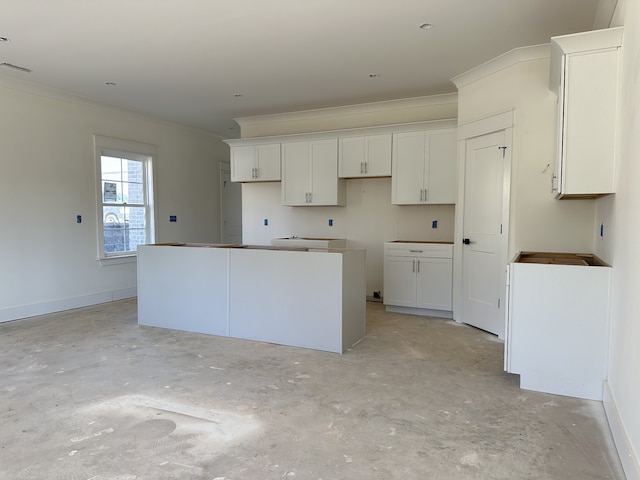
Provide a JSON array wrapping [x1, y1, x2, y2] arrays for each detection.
[[384, 242, 452, 258]]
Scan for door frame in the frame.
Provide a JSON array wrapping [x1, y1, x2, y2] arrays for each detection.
[[219, 161, 242, 244], [453, 110, 514, 338]]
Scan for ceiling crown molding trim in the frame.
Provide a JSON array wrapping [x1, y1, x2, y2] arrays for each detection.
[[233, 93, 458, 129], [451, 44, 550, 90]]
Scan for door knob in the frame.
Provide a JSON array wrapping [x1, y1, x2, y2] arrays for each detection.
[[462, 238, 471, 245]]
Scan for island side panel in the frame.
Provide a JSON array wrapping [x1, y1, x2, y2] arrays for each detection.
[[137, 245, 230, 336], [341, 249, 367, 351], [228, 249, 343, 353]]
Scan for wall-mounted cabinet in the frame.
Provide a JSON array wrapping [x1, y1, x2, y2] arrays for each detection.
[[391, 128, 457, 205], [281, 139, 346, 206], [549, 27, 623, 199], [338, 134, 392, 178], [223, 119, 457, 206], [230, 143, 281, 182]]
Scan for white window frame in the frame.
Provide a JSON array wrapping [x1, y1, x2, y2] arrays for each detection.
[[94, 135, 157, 265]]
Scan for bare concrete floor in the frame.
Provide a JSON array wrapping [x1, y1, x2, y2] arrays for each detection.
[[0, 299, 625, 480]]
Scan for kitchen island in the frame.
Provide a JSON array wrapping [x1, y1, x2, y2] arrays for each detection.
[[137, 243, 366, 353]]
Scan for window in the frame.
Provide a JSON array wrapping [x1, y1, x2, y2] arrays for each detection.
[[94, 136, 155, 262]]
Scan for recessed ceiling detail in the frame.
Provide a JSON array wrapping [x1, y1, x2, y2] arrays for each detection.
[[0, 36, 10, 43], [419, 23, 434, 30]]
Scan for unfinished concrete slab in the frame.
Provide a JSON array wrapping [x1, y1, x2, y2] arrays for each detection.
[[0, 300, 624, 479]]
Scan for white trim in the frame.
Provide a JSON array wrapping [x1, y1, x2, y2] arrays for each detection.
[[224, 119, 458, 147], [452, 44, 550, 90], [457, 110, 516, 140], [603, 381, 640, 480], [385, 305, 453, 319], [233, 93, 458, 130], [0, 287, 137, 323]]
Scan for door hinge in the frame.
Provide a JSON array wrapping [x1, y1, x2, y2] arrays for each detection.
[[498, 146, 507, 158], [498, 298, 501, 309], [500, 224, 503, 234]]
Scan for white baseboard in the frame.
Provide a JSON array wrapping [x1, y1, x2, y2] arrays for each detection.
[[0, 287, 137, 323], [385, 305, 454, 319], [603, 380, 640, 480]]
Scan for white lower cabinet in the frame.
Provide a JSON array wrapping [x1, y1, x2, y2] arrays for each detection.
[[383, 242, 453, 315], [505, 252, 611, 400]]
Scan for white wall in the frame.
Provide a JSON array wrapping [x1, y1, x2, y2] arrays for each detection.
[[595, 0, 640, 477], [241, 179, 455, 296], [0, 79, 227, 322], [456, 55, 597, 258]]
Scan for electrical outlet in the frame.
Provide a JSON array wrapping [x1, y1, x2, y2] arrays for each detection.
[[170, 215, 177, 222], [432, 220, 438, 229], [76, 215, 82, 224], [264, 218, 268, 226], [329, 219, 333, 227]]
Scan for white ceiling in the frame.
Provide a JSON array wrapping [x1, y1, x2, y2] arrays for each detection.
[[1, 0, 603, 138]]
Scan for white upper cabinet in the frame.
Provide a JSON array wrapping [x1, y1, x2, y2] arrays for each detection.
[[281, 139, 346, 206], [391, 128, 457, 205], [338, 134, 392, 178], [230, 143, 281, 182], [549, 27, 623, 198]]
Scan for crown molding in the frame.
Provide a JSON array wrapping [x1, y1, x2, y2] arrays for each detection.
[[224, 118, 458, 146], [233, 93, 458, 129], [451, 44, 551, 90]]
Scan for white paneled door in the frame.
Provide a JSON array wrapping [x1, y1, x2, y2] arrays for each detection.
[[461, 130, 509, 337]]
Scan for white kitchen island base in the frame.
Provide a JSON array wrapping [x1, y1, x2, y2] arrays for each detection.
[[137, 244, 366, 354]]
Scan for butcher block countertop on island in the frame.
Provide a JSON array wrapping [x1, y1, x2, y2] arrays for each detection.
[[137, 243, 366, 353]]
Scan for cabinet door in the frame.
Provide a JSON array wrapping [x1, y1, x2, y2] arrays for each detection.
[[310, 139, 343, 205], [339, 136, 366, 178], [560, 49, 618, 196], [426, 129, 457, 204], [365, 134, 393, 177], [256, 144, 281, 181], [281, 141, 311, 206], [230, 145, 257, 182], [383, 256, 417, 307], [416, 257, 452, 310], [392, 131, 426, 204], [339, 134, 392, 178]]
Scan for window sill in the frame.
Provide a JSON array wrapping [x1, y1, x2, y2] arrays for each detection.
[[98, 255, 137, 266]]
